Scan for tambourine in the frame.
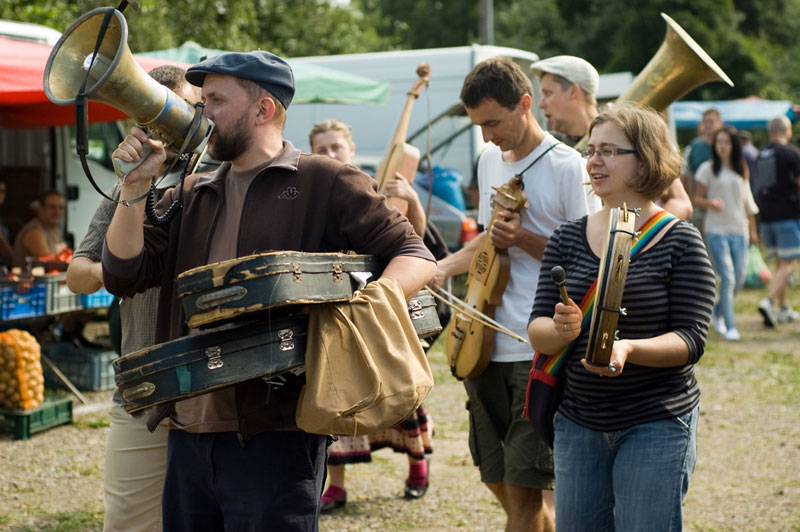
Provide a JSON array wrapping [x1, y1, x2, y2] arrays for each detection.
[[585, 206, 637, 365]]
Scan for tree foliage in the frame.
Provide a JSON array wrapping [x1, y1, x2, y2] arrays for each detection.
[[4, 0, 800, 101], [1, 0, 393, 56]]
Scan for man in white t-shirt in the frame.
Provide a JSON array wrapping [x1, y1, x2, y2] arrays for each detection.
[[433, 57, 599, 532]]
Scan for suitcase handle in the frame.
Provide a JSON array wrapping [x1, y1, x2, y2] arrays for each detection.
[[122, 382, 156, 402], [195, 286, 248, 309]]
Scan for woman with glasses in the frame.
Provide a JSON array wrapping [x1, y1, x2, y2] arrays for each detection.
[[527, 102, 715, 531], [693, 126, 759, 341]]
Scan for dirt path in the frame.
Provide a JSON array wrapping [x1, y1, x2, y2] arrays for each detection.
[[1, 295, 799, 531]]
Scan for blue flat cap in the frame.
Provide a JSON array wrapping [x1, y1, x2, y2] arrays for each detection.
[[186, 51, 295, 109]]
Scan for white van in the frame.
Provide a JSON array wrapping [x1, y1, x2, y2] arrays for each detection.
[[286, 45, 544, 188]]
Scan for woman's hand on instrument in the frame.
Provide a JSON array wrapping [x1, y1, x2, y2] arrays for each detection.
[[553, 300, 582, 341], [580, 339, 631, 377], [384, 174, 419, 202], [490, 210, 522, 249], [112, 127, 166, 190]]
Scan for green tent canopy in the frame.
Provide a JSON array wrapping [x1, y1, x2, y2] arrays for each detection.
[[139, 41, 390, 104]]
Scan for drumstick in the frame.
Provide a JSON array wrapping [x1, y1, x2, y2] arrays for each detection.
[[550, 266, 570, 305]]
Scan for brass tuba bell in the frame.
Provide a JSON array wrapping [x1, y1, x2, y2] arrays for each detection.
[[617, 12, 734, 111], [43, 8, 213, 160]]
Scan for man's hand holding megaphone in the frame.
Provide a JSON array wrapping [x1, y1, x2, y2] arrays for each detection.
[[112, 127, 168, 201]]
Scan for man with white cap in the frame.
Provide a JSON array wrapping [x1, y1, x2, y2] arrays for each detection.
[[102, 50, 436, 531], [531, 55, 693, 218]]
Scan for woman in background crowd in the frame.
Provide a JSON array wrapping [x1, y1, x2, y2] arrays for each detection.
[[693, 126, 759, 341]]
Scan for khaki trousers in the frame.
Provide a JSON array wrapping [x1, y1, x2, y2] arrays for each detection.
[[103, 403, 169, 532]]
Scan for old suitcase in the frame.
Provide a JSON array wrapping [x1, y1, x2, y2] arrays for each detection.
[[407, 290, 441, 338], [114, 315, 307, 413], [114, 295, 441, 413], [177, 251, 383, 329]]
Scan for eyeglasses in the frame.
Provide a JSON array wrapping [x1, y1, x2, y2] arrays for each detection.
[[580, 147, 637, 159]]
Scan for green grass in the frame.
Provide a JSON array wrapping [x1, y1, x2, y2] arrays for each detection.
[[8, 509, 102, 532]]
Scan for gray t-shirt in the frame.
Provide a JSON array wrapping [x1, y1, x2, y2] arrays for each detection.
[[74, 184, 160, 356], [695, 161, 758, 237]]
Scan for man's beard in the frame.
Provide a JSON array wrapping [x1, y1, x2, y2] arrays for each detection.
[[208, 113, 252, 162]]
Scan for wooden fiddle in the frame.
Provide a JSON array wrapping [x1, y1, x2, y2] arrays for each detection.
[[446, 175, 529, 378], [374, 63, 431, 215]]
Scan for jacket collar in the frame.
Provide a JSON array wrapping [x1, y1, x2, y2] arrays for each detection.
[[193, 140, 301, 190]]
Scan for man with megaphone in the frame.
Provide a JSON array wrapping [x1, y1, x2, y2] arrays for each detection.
[[101, 51, 436, 531]]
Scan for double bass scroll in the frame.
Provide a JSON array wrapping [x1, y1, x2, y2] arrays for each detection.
[[374, 63, 431, 216]]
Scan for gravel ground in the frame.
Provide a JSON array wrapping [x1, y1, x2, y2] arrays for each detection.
[[1, 297, 799, 531]]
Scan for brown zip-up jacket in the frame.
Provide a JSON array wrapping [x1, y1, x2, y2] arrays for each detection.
[[102, 142, 433, 439]]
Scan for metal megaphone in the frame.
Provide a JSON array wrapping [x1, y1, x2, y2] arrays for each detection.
[[43, 7, 213, 175]]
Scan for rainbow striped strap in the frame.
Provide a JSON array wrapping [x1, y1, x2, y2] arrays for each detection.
[[538, 210, 677, 376]]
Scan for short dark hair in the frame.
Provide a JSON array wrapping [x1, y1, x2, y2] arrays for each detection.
[[460, 57, 532, 110], [148, 65, 188, 92]]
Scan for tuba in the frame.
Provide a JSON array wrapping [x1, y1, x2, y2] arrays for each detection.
[[617, 13, 733, 111], [576, 12, 733, 151]]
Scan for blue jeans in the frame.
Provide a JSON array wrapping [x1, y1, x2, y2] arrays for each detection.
[[552, 405, 699, 532], [706, 233, 748, 330]]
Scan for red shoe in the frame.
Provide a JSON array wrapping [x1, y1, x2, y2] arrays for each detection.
[[320, 485, 347, 513]]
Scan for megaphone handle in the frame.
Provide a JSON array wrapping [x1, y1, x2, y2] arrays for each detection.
[[113, 142, 152, 181]]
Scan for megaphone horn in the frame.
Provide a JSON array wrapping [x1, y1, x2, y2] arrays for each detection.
[[44, 8, 212, 159]]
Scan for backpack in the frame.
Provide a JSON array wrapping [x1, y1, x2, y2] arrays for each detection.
[[754, 147, 777, 204]]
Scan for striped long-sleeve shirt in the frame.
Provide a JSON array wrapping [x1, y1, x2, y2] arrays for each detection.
[[529, 216, 716, 432]]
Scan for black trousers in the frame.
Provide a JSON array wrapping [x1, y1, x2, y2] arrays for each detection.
[[162, 429, 328, 532]]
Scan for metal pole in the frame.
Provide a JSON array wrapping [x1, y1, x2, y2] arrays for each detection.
[[485, 0, 494, 45]]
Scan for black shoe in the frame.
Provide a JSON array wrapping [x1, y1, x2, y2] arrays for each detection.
[[404, 481, 428, 499]]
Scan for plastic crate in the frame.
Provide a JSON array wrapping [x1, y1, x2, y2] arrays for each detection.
[[40, 273, 82, 315], [42, 343, 116, 391], [0, 396, 73, 440], [80, 287, 114, 309], [0, 282, 47, 320]]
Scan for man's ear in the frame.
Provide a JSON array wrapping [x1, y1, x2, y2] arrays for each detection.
[[255, 97, 276, 124], [569, 83, 583, 102], [518, 93, 532, 113]]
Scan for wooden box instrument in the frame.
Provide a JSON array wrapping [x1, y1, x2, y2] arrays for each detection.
[[177, 251, 383, 329], [585, 207, 636, 365], [114, 291, 441, 413]]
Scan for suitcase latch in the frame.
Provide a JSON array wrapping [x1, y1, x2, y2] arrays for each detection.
[[278, 329, 295, 351], [332, 263, 343, 283], [292, 263, 302, 282], [409, 298, 424, 320], [206, 346, 224, 370]]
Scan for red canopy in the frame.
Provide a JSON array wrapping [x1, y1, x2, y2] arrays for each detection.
[[0, 36, 190, 129]]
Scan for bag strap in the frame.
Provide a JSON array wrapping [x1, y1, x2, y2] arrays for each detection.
[[537, 210, 677, 376]]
